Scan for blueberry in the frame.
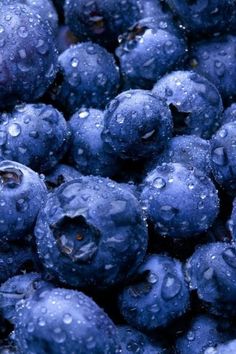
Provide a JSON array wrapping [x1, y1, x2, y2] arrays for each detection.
[[50, 42, 120, 115], [210, 122, 236, 194], [175, 314, 234, 354], [119, 254, 190, 331], [68, 108, 119, 177], [186, 242, 236, 310], [117, 325, 165, 353], [102, 89, 173, 160], [152, 70, 223, 138], [222, 103, 236, 125], [140, 163, 219, 238], [64, 0, 141, 46], [14, 288, 121, 354], [166, 0, 236, 36], [190, 35, 236, 101], [116, 18, 187, 89], [0, 3, 58, 109], [44, 164, 82, 191], [4, 0, 59, 33], [152, 135, 212, 176], [0, 160, 47, 241], [0, 104, 70, 173], [0, 273, 53, 324], [34, 176, 148, 288]]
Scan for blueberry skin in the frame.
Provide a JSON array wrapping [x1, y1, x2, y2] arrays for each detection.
[[222, 104, 236, 125], [228, 198, 236, 241], [166, 0, 236, 36], [45, 164, 82, 190], [34, 176, 148, 288], [14, 288, 121, 354], [119, 254, 190, 331], [140, 163, 219, 238], [102, 90, 173, 160], [5, 0, 58, 33], [0, 104, 70, 173], [153, 70, 223, 138], [0, 273, 53, 324], [69, 108, 119, 177], [175, 315, 233, 354], [64, 0, 141, 45], [50, 42, 120, 114], [0, 3, 58, 109], [117, 325, 165, 354], [210, 122, 236, 194], [116, 18, 187, 90], [153, 135, 212, 176], [186, 242, 236, 306], [0, 244, 35, 284], [0, 160, 47, 241], [191, 35, 236, 101]]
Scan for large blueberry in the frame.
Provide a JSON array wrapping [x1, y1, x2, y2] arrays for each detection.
[[0, 3, 58, 109], [102, 89, 173, 160], [0, 160, 47, 241], [0, 273, 53, 324], [0, 104, 70, 173], [190, 35, 236, 101], [116, 18, 187, 90], [186, 242, 236, 311], [13, 288, 121, 354], [64, 0, 141, 46], [140, 163, 219, 238], [166, 0, 236, 36], [69, 108, 119, 177], [50, 42, 120, 114], [35, 176, 148, 288], [119, 254, 190, 331], [153, 70, 223, 138]]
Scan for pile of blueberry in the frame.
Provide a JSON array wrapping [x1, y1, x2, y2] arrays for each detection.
[[2, 0, 236, 353]]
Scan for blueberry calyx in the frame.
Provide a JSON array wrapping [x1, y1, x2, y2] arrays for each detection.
[[51, 215, 100, 263], [0, 168, 23, 188]]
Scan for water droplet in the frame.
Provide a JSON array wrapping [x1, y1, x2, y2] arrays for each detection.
[[203, 267, 214, 280], [79, 110, 89, 119], [18, 26, 28, 38], [8, 123, 21, 137], [212, 147, 227, 166], [160, 205, 178, 221], [153, 177, 166, 189], [71, 58, 79, 68], [63, 313, 72, 324], [147, 272, 158, 284], [222, 247, 236, 268], [161, 273, 182, 300], [187, 330, 195, 341]]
